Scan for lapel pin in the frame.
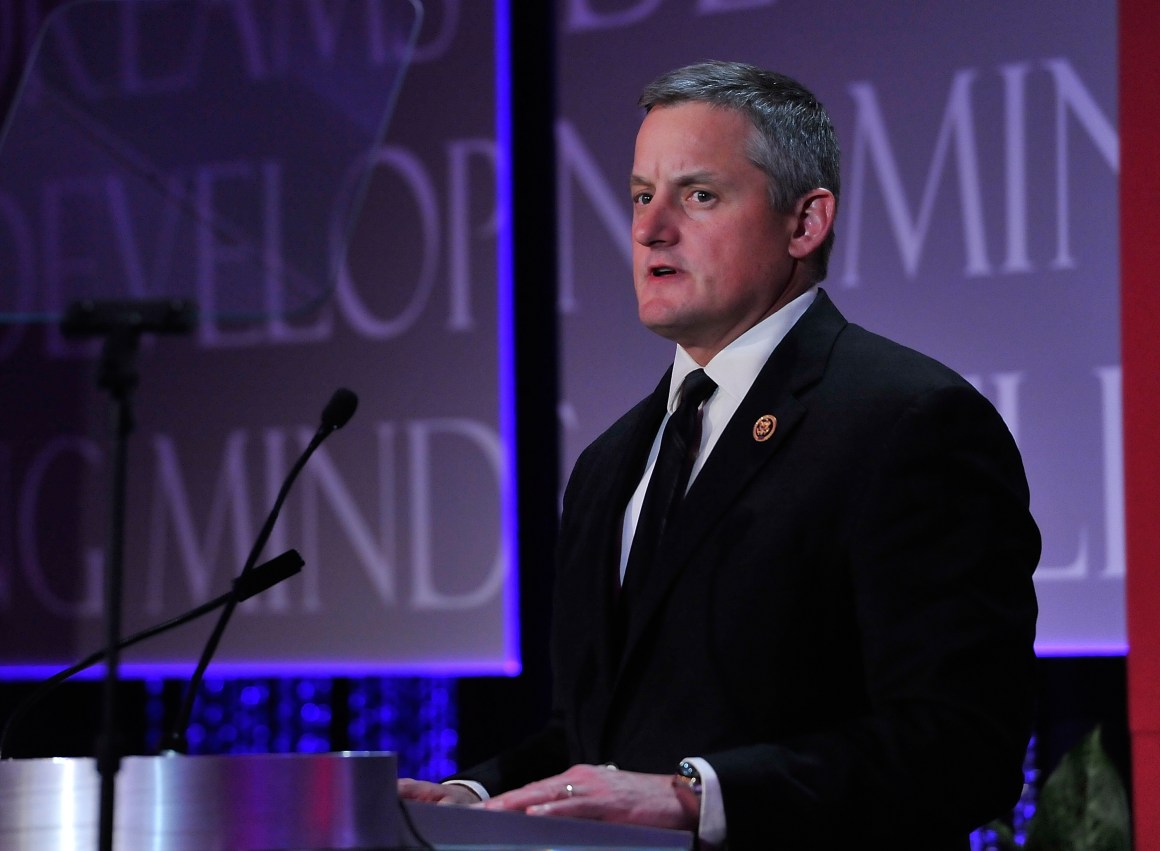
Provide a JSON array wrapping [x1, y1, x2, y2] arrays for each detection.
[[753, 414, 777, 442]]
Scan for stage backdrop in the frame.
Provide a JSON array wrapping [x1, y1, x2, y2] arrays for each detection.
[[555, 0, 1120, 655], [0, 0, 518, 676], [0, 0, 1121, 678]]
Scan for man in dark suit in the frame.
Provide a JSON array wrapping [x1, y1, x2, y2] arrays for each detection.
[[400, 61, 1039, 850]]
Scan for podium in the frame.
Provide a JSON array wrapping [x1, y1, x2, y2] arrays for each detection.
[[0, 753, 694, 850]]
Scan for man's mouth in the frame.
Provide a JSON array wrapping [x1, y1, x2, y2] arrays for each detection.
[[649, 266, 677, 277]]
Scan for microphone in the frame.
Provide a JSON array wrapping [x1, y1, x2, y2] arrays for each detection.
[[321, 387, 358, 432], [161, 388, 360, 753], [0, 550, 303, 759]]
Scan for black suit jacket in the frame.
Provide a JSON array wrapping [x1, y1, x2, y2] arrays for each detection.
[[461, 291, 1040, 849]]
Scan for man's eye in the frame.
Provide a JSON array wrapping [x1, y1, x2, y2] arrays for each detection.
[[633, 192, 653, 205], [691, 190, 714, 203]]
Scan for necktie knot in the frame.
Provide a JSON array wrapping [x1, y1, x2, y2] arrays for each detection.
[[682, 368, 716, 402], [675, 368, 717, 422], [667, 369, 717, 456]]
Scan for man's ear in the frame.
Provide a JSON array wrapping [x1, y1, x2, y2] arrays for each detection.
[[787, 189, 836, 260]]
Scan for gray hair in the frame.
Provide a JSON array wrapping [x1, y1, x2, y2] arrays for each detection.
[[639, 61, 840, 280]]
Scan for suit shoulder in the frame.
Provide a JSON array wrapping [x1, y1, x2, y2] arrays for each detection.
[[831, 322, 977, 397], [817, 323, 1026, 474], [575, 391, 655, 468]]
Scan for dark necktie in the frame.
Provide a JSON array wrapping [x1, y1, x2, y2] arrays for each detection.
[[620, 368, 718, 602]]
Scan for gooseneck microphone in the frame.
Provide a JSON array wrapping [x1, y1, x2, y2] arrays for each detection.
[[162, 387, 359, 753], [320, 387, 359, 431]]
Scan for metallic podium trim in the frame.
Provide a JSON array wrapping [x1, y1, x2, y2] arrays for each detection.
[[0, 752, 694, 849], [0, 752, 399, 850]]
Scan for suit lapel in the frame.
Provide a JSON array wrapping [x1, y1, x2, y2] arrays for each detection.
[[577, 370, 670, 723], [613, 291, 848, 681]]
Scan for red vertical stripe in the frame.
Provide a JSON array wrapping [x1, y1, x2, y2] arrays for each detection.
[[1120, 0, 1160, 846]]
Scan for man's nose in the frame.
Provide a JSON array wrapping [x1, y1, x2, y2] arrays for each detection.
[[633, 200, 678, 246]]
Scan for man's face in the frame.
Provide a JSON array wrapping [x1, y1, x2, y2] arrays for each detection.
[[630, 101, 802, 364]]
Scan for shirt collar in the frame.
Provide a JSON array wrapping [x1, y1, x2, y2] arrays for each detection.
[[667, 287, 818, 412]]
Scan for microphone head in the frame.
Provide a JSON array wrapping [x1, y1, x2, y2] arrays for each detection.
[[320, 387, 359, 431]]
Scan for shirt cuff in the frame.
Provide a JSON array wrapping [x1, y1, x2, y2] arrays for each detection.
[[442, 779, 489, 801], [683, 756, 726, 847]]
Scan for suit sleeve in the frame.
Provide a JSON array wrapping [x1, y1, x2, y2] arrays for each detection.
[[445, 437, 610, 794], [447, 723, 570, 794], [706, 385, 1040, 848]]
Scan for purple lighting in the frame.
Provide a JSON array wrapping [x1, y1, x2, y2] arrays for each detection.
[[494, 0, 521, 677]]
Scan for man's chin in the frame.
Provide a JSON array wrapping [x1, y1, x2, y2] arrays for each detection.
[[637, 310, 686, 342]]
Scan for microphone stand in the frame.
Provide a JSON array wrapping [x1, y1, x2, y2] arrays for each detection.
[[61, 298, 196, 851], [96, 327, 133, 851]]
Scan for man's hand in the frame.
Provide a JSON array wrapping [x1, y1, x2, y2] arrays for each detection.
[[482, 764, 698, 831], [397, 778, 481, 805]]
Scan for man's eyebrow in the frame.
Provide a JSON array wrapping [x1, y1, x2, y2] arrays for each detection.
[[673, 170, 718, 186], [629, 170, 720, 189]]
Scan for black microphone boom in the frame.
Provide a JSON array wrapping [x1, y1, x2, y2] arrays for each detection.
[[0, 550, 303, 759], [162, 388, 359, 753]]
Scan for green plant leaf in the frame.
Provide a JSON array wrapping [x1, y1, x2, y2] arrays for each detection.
[[1025, 726, 1131, 851]]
